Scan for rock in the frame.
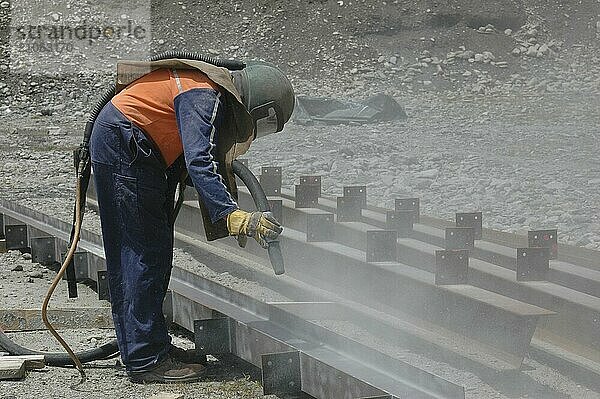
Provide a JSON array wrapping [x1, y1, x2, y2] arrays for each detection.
[[0, 1, 8, 8], [389, 56, 397, 64], [423, 80, 432, 86], [526, 45, 539, 57], [415, 169, 439, 179], [11, 265, 23, 272], [504, 29, 513, 35], [22, 253, 32, 260], [512, 48, 521, 56], [462, 71, 472, 77], [377, 56, 385, 63], [414, 179, 433, 189], [28, 271, 43, 279]]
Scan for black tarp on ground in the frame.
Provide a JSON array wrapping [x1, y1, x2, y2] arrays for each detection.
[[292, 93, 407, 125]]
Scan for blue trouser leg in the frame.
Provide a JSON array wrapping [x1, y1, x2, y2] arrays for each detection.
[[89, 102, 176, 372]]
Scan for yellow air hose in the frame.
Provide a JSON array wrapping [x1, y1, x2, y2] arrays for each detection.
[[41, 174, 87, 383]]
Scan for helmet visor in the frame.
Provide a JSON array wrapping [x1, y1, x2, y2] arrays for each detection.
[[250, 102, 284, 138]]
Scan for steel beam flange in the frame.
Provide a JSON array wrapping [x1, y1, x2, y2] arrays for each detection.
[[97, 270, 109, 300], [261, 350, 302, 396], [516, 247, 550, 281], [260, 166, 282, 196], [528, 229, 558, 260], [395, 198, 420, 223], [5, 224, 29, 252], [435, 250, 469, 285], [194, 318, 232, 355], [456, 212, 483, 240]]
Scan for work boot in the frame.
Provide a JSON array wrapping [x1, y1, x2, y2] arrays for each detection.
[[128, 356, 206, 384], [169, 344, 207, 365]]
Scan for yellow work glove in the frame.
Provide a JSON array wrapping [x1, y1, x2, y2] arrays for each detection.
[[227, 209, 283, 249]]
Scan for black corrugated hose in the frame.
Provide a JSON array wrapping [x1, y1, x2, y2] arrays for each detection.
[[0, 52, 252, 380]]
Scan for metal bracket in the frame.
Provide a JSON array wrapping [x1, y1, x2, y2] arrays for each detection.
[[97, 270, 109, 300], [445, 227, 475, 250], [337, 196, 362, 222], [306, 213, 334, 242], [435, 250, 469, 285], [295, 177, 321, 208], [260, 166, 282, 196], [72, 252, 89, 280], [343, 186, 367, 208], [30, 236, 56, 266], [516, 247, 550, 281], [386, 210, 414, 237], [395, 198, 420, 223], [268, 199, 283, 224], [261, 351, 302, 396], [194, 318, 232, 354], [5, 224, 29, 251], [456, 212, 482, 240], [366, 230, 397, 262], [528, 229, 558, 260]]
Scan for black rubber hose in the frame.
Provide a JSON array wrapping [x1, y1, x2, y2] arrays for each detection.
[[232, 160, 285, 275], [0, 328, 119, 366]]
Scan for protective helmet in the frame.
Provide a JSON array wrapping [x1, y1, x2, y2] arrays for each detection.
[[232, 61, 295, 139]]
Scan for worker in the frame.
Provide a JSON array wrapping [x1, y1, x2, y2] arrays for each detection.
[[89, 58, 295, 383]]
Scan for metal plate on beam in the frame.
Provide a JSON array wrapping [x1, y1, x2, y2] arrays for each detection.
[[386, 210, 414, 237], [260, 167, 282, 196], [445, 227, 475, 250], [366, 230, 397, 262], [72, 252, 89, 280], [456, 212, 482, 240], [295, 184, 320, 208], [194, 318, 231, 354], [395, 198, 420, 223], [516, 247, 550, 281], [300, 175, 321, 188], [30, 236, 55, 266], [261, 351, 302, 396], [435, 250, 469, 285], [344, 186, 367, 208], [5, 224, 28, 251], [528, 229, 558, 260], [307, 213, 334, 242], [337, 196, 362, 222], [97, 270, 109, 300]]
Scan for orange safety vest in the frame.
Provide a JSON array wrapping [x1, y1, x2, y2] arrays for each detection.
[[112, 68, 221, 167]]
